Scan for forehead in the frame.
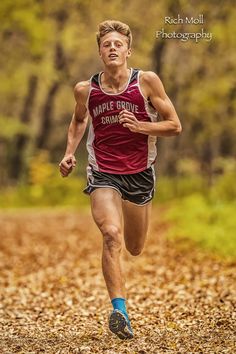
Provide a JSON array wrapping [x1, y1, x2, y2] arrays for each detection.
[[100, 31, 128, 45]]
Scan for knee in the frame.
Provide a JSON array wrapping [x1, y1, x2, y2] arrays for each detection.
[[101, 224, 122, 252], [128, 247, 142, 257]]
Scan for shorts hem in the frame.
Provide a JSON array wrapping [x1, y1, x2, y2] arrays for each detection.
[[83, 184, 122, 197], [122, 196, 154, 206]]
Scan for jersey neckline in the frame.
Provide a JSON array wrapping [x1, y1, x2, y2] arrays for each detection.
[[98, 68, 133, 96]]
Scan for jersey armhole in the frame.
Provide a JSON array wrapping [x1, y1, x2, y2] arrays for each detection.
[[137, 71, 159, 113], [137, 70, 155, 108], [137, 70, 148, 102], [85, 76, 93, 111]]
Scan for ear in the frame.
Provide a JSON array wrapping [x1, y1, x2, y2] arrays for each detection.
[[127, 48, 132, 58]]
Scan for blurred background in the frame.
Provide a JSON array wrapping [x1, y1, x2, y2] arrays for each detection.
[[0, 0, 235, 259]]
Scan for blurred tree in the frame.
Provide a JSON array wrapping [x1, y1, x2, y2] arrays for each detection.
[[9, 75, 38, 179], [0, 0, 235, 185]]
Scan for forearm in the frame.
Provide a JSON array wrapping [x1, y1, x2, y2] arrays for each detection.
[[65, 116, 87, 155], [138, 120, 182, 137]]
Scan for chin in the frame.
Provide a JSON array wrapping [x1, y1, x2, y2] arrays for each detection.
[[104, 59, 124, 67]]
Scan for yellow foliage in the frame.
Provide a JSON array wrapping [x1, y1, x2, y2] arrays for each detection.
[[29, 150, 54, 185]]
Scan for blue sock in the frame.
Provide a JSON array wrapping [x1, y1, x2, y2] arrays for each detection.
[[111, 298, 129, 321]]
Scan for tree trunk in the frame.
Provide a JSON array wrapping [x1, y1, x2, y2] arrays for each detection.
[[152, 40, 166, 76], [9, 75, 38, 180], [36, 42, 68, 150], [36, 81, 60, 149], [200, 140, 213, 186]]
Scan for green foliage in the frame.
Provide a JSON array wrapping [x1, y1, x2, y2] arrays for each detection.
[[1, 153, 236, 262], [0, 151, 89, 208], [154, 175, 208, 203], [0, 0, 236, 182], [211, 172, 236, 202], [0, 0, 47, 56], [0, 116, 30, 139], [165, 173, 236, 259]]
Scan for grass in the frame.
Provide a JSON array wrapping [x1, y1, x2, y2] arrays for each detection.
[[1, 164, 236, 260], [0, 177, 90, 208], [164, 193, 236, 261]]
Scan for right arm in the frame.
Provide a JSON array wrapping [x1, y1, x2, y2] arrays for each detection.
[[59, 81, 89, 177]]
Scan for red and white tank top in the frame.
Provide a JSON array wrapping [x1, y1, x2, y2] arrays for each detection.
[[86, 68, 158, 174]]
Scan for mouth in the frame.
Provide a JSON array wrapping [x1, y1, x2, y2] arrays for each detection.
[[108, 54, 118, 59]]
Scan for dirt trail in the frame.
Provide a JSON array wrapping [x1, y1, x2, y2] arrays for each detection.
[[0, 208, 235, 353]]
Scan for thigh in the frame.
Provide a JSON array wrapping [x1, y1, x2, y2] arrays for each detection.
[[122, 200, 152, 247], [90, 187, 123, 232], [121, 166, 155, 205]]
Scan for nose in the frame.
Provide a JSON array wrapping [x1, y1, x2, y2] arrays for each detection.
[[110, 42, 116, 50]]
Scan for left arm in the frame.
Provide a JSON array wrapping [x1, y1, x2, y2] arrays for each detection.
[[119, 71, 182, 136]]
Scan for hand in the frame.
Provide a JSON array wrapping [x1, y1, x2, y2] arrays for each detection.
[[118, 109, 140, 133], [59, 154, 76, 177]]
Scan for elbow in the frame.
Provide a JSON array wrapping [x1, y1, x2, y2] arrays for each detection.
[[174, 123, 182, 135]]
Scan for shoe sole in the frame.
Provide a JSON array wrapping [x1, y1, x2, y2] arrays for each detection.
[[109, 310, 134, 340]]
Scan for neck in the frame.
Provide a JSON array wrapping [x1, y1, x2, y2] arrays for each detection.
[[102, 65, 130, 91]]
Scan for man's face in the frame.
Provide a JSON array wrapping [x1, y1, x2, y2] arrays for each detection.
[[99, 31, 131, 67]]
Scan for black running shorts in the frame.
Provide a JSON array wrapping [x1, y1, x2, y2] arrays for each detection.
[[83, 165, 156, 205]]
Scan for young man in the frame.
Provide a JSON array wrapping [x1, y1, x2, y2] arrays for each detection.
[[59, 20, 181, 340]]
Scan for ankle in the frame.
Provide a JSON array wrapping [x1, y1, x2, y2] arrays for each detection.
[[111, 297, 129, 318]]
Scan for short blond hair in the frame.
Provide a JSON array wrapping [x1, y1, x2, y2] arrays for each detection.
[[96, 20, 132, 48]]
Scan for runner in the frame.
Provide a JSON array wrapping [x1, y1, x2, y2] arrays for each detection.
[[59, 20, 182, 340]]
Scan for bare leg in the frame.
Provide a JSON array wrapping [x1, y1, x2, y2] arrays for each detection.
[[122, 200, 152, 256], [90, 188, 125, 300]]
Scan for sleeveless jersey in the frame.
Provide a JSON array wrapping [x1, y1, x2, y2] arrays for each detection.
[[86, 68, 158, 174]]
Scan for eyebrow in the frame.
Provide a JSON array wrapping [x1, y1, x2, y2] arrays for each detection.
[[102, 39, 123, 44]]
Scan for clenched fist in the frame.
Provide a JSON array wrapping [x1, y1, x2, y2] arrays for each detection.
[[118, 109, 140, 133], [59, 154, 76, 177]]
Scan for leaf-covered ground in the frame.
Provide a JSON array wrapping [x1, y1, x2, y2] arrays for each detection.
[[0, 208, 235, 353]]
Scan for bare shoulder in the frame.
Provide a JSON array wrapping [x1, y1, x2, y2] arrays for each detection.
[[139, 70, 165, 97], [74, 80, 90, 103], [140, 71, 162, 86]]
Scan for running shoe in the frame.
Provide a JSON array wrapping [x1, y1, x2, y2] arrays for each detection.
[[108, 309, 134, 340]]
